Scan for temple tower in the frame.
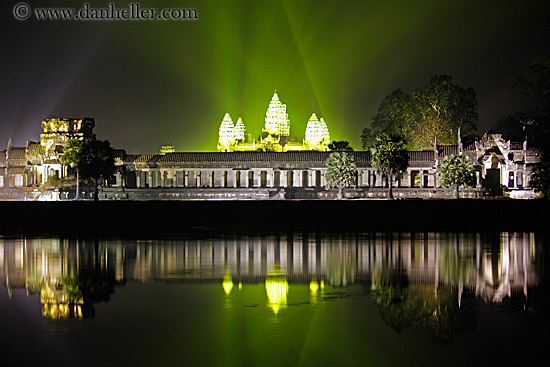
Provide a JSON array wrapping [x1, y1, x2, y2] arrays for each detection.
[[305, 113, 330, 150], [264, 91, 290, 137], [234, 117, 246, 142], [318, 117, 330, 147], [218, 113, 235, 152]]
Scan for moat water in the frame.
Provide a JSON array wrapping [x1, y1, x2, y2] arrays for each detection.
[[1, 232, 549, 366]]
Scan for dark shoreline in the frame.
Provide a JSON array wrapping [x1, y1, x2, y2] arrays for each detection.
[[0, 199, 548, 237]]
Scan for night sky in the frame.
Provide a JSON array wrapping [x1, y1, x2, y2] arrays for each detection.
[[2, 0, 549, 153]]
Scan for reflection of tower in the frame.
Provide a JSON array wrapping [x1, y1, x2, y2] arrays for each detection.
[[265, 269, 288, 315], [264, 91, 290, 137], [326, 241, 356, 286]]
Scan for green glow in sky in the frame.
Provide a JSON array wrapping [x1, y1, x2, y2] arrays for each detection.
[[8, 0, 548, 152]]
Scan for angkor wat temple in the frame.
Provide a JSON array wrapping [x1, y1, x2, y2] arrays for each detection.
[[0, 116, 540, 200]]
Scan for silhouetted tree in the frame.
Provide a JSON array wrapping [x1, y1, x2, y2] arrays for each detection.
[[530, 158, 550, 198], [492, 56, 550, 155], [363, 89, 415, 149], [61, 138, 115, 201], [61, 139, 85, 199], [328, 140, 354, 151]]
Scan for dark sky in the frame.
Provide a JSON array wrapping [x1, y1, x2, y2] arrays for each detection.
[[2, 0, 549, 153]]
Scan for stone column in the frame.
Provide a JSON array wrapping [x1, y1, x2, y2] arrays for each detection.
[[280, 170, 287, 187], [252, 170, 259, 188], [147, 171, 153, 188], [195, 171, 201, 187], [177, 171, 183, 187], [209, 170, 215, 187], [231, 171, 237, 188], [294, 170, 302, 187], [234, 171, 240, 188], [184, 171, 189, 187], [156, 171, 161, 187], [320, 170, 326, 187], [267, 170, 273, 188], [270, 170, 276, 188], [308, 170, 314, 187], [222, 170, 227, 188], [168, 171, 176, 187], [244, 170, 250, 188]]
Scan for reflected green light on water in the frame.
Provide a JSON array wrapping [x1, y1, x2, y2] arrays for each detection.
[[222, 273, 233, 295], [1, 232, 549, 366]]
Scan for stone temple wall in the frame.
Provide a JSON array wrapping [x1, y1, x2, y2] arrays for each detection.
[[26, 187, 485, 201]]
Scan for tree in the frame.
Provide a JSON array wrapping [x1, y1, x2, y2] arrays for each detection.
[[408, 112, 455, 150], [412, 75, 478, 149], [529, 158, 550, 199], [492, 112, 535, 140], [514, 55, 550, 154], [360, 128, 375, 150], [516, 55, 550, 117], [371, 134, 409, 199], [61, 138, 115, 201], [325, 152, 357, 199], [60, 139, 85, 199], [363, 89, 415, 150], [365, 75, 478, 150], [438, 154, 476, 199], [328, 140, 354, 151]]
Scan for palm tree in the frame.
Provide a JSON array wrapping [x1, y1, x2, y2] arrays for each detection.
[[61, 139, 85, 199], [371, 134, 409, 199], [325, 152, 357, 199], [439, 154, 475, 198]]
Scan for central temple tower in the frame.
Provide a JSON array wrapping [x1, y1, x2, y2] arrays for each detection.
[[263, 91, 290, 137]]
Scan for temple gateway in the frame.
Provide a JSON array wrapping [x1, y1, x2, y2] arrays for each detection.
[[0, 105, 541, 200]]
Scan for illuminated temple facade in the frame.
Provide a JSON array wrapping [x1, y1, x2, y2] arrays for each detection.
[[0, 116, 541, 200], [217, 92, 331, 152]]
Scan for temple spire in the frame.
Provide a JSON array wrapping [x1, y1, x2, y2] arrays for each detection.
[[305, 113, 331, 151], [217, 113, 235, 152], [264, 91, 290, 136], [234, 117, 246, 142]]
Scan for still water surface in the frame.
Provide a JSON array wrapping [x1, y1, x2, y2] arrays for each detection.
[[1, 232, 549, 366]]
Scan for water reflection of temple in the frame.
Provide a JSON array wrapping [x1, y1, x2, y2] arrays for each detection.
[[0, 233, 540, 318]]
